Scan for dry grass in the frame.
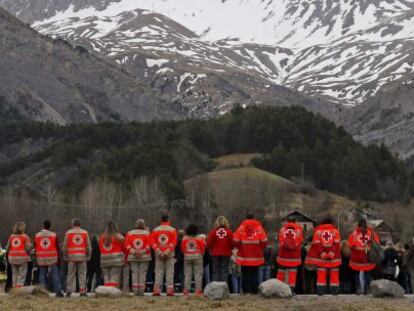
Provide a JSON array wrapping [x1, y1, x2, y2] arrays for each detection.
[[214, 154, 261, 170], [0, 295, 413, 311]]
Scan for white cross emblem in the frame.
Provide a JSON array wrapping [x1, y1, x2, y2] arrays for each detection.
[[216, 228, 227, 239]]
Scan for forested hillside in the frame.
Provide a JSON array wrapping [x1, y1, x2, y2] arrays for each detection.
[[0, 106, 409, 202]]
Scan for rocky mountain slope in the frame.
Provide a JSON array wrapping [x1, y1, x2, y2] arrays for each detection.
[[2, 0, 414, 106], [0, 6, 184, 123], [1, 0, 414, 156]]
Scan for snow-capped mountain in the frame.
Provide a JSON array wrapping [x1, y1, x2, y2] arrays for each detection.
[[2, 0, 414, 155], [2, 0, 414, 107]]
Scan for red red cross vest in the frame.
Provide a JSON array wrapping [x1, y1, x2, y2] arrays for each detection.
[[181, 235, 206, 260], [305, 224, 341, 268], [66, 227, 89, 261], [35, 230, 58, 266], [277, 222, 304, 267], [8, 234, 31, 265], [150, 222, 177, 256], [124, 229, 151, 262]]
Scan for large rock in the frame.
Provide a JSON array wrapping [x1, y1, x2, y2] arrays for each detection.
[[10, 286, 50, 297], [203, 282, 230, 300], [95, 286, 123, 297], [370, 279, 405, 298], [258, 279, 292, 299]]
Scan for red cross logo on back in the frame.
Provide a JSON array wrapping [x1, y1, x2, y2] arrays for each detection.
[[322, 231, 333, 243], [284, 229, 296, 239], [40, 238, 51, 249], [359, 234, 370, 245], [216, 228, 227, 239]]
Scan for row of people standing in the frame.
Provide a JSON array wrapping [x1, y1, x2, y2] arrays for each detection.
[[4, 213, 399, 296]]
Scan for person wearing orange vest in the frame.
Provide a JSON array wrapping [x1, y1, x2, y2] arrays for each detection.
[[6, 222, 32, 288], [62, 218, 91, 296], [150, 215, 177, 296], [124, 219, 151, 296], [348, 218, 380, 295], [276, 216, 304, 291], [233, 214, 268, 294], [181, 224, 206, 296], [99, 221, 125, 288], [34, 219, 64, 297], [305, 216, 341, 295]]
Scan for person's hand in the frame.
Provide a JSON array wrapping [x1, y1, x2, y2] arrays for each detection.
[[321, 252, 329, 260], [130, 248, 137, 255]]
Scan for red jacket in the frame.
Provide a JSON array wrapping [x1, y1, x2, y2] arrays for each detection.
[[277, 222, 303, 267], [305, 224, 341, 268], [207, 227, 233, 257], [348, 226, 380, 271], [233, 219, 268, 266]]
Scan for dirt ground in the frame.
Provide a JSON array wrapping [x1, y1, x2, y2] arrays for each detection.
[[0, 295, 413, 311]]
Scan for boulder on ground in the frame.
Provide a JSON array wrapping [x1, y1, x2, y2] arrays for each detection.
[[258, 279, 292, 299], [10, 286, 50, 297], [204, 281, 230, 300], [95, 286, 123, 297], [370, 279, 405, 298]]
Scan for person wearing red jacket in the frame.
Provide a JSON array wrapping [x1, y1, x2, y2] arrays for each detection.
[[276, 216, 304, 291], [6, 222, 32, 289], [305, 216, 341, 295], [124, 219, 151, 296], [181, 224, 206, 296], [233, 214, 268, 294], [99, 221, 125, 288], [150, 215, 177, 296], [348, 218, 380, 295], [207, 215, 233, 282]]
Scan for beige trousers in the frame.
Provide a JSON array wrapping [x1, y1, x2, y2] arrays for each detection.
[[154, 257, 174, 291], [102, 266, 122, 287], [130, 261, 149, 294], [66, 261, 87, 293], [184, 259, 203, 292], [11, 263, 27, 288]]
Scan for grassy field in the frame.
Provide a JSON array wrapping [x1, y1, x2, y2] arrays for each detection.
[[0, 295, 413, 311], [214, 154, 260, 170]]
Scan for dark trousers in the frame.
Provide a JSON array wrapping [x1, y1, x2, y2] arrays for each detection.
[[212, 256, 230, 282], [241, 266, 258, 294]]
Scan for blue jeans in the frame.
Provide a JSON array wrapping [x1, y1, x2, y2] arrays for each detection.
[[231, 273, 241, 294], [257, 265, 271, 284], [39, 265, 62, 293]]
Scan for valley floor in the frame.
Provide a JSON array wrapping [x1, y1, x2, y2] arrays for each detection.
[[0, 295, 413, 311]]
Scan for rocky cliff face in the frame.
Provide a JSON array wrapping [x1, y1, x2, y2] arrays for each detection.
[[0, 7, 183, 123]]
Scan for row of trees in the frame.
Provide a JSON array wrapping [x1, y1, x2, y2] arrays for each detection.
[[0, 105, 411, 203]]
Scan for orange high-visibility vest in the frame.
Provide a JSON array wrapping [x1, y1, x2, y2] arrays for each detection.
[[99, 235, 125, 267], [124, 229, 151, 262], [150, 222, 177, 255], [8, 234, 30, 265], [66, 229, 88, 256], [35, 230, 58, 266]]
